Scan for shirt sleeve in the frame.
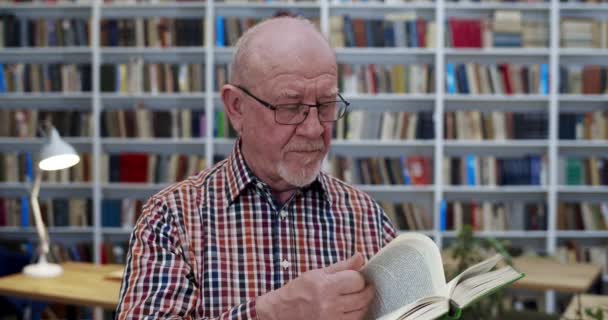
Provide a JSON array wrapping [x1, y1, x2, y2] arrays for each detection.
[[116, 196, 259, 320]]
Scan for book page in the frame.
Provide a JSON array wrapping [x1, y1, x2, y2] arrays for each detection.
[[362, 233, 447, 319], [446, 254, 502, 297], [451, 266, 524, 308]]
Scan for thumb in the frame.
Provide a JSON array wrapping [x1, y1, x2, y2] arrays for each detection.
[[325, 253, 365, 274]]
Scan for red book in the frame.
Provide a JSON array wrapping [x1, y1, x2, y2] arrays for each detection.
[[407, 157, 431, 185], [468, 20, 482, 48], [416, 18, 426, 47], [119, 154, 149, 183], [498, 64, 513, 94]]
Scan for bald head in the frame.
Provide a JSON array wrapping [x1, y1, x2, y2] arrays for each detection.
[[230, 16, 336, 88]]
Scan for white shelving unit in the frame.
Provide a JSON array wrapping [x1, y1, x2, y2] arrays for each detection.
[[1, 0, 607, 313]]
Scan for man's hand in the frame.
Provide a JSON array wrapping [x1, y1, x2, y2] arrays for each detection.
[[256, 253, 375, 320]]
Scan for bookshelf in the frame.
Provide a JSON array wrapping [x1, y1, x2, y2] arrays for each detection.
[[1, 0, 607, 314]]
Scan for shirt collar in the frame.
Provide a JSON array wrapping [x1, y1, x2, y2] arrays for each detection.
[[224, 139, 331, 206]]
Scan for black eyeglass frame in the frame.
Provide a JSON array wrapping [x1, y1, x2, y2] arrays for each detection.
[[234, 85, 350, 125]]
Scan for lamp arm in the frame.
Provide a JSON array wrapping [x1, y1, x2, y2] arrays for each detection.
[[30, 169, 50, 256]]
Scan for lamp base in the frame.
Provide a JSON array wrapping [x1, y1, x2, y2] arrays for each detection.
[[23, 259, 63, 278]]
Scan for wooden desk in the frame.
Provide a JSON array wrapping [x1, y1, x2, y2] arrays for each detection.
[[511, 256, 602, 293], [562, 294, 608, 320], [0, 262, 123, 309]]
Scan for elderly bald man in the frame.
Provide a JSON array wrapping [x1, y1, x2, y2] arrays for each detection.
[[116, 16, 396, 320]]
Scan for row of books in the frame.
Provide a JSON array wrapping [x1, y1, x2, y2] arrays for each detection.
[[0, 197, 91, 228], [101, 153, 207, 184], [560, 112, 608, 140], [561, 18, 608, 49], [339, 64, 435, 94], [102, 109, 207, 138], [559, 65, 608, 94], [102, 199, 144, 230], [0, 63, 91, 93], [101, 62, 205, 93], [0, 15, 89, 48], [444, 111, 547, 140], [380, 202, 433, 231], [445, 63, 550, 95], [440, 201, 547, 231], [327, 156, 433, 185], [556, 241, 607, 274], [557, 202, 608, 231], [335, 111, 434, 140], [443, 155, 547, 186], [560, 157, 608, 186], [101, 18, 205, 47], [0, 153, 92, 183], [0, 110, 93, 138], [447, 13, 548, 48], [330, 15, 435, 48]]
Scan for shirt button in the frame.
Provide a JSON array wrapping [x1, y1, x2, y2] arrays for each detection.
[[279, 209, 288, 219], [281, 259, 291, 270]]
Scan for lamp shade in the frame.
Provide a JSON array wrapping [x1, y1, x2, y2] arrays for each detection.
[[38, 128, 80, 171]]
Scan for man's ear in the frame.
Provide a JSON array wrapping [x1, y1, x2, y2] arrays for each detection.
[[221, 84, 245, 134]]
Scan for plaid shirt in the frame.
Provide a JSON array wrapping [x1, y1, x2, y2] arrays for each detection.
[[116, 141, 396, 319]]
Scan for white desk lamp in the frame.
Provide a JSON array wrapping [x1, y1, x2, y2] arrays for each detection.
[[22, 127, 80, 278]]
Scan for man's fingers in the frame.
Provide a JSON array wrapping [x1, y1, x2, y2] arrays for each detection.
[[330, 270, 367, 294], [338, 285, 376, 314], [325, 253, 365, 274]]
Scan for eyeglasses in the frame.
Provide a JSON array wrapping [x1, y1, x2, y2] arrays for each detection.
[[235, 85, 350, 125]]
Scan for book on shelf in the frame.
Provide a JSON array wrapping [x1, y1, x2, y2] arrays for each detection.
[[445, 63, 549, 95], [0, 63, 92, 93], [102, 109, 206, 138], [443, 155, 546, 186], [335, 111, 434, 140], [328, 156, 433, 186], [101, 61, 205, 94], [444, 111, 547, 140], [380, 202, 433, 231], [557, 202, 608, 231], [559, 157, 608, 186], [0, 110, 93, 138], [362, 233, 524, 320], [556, 241, 608, 275], [0, 14, 90, 48], [0, 197, 92, 228], [441, 201, 547, 232], [559, 112, 608, 140], [101, 153, 207, 184], [559, 65, 608, 95], [339, 64, 435, 94], [561, 18, 608, 49], [102, 199, 144, 230], [101, 18, 204, 47], [331, 14, 434, 48], [447, 13, 548, 48], [0, 153, 91, 183]]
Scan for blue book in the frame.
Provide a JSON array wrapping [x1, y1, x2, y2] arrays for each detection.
[[364, 20, 375, 47], [439, 200, 447, 231], [20, 153, 34, 227], [383, 23, 395, 47], [0, 64, 6, 94], [216, 16, 226, 47], [400, 156, 411, 185], [540, 64, 549, 95], [466, 155, 477, 186], [446, 64, 457, 94], [529, 156, 541, 185], [102, 200, 122, 227], [343, 16, 355, 47], [409, 21, 418, 48], [456, 64, 469, 94]]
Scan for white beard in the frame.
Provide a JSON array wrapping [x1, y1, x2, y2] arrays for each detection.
[[277, 157, 322, 187]]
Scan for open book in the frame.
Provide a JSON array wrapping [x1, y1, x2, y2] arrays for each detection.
[[361, 233, 524, 320]]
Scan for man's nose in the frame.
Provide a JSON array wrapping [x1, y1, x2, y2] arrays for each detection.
[[297, 107, 324, 137]]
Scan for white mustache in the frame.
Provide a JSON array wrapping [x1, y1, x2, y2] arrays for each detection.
[[285, 140, 325, 152]]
